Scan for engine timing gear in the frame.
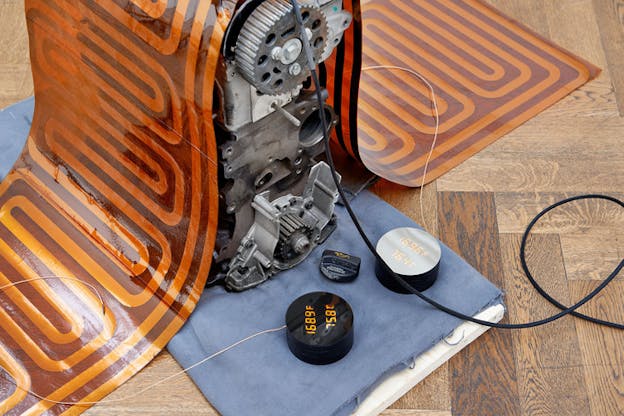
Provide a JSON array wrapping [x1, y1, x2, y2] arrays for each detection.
[[275, 213, 314, 265], [235, 0, 328, 95]]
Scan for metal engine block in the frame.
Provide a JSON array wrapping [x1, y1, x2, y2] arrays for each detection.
[[211, 0, 352, 291]]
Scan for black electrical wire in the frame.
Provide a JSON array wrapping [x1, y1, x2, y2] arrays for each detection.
[[520, 194, 624, 329], [290, 0, 624, 330]]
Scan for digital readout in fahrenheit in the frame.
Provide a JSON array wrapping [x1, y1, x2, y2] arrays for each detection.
[[305, 304, 338, 335], [304, 305, 317, 334], [400, 237, 430, 258]]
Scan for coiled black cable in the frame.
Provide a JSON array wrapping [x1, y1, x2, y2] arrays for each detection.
[[519, 194, 624, 329], [290, 0, 624, 330]]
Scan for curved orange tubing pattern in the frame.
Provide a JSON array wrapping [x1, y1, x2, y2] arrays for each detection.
[[0, 1, 233, 414], [354, 0, 598, 186], [0, 0, 600, 414]]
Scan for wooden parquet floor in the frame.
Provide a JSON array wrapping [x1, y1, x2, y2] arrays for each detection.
[[1, 0, 623, 415]]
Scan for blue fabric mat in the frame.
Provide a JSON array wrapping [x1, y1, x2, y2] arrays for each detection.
[[168, 192, 504, 416], [0, 97, 33, 180], [0, 98, 504, 416]]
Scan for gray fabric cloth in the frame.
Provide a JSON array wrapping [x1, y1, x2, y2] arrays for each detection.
[[168, 192, 504, 416], [0, 98, 504, 416], [0, 97, 33, 180]]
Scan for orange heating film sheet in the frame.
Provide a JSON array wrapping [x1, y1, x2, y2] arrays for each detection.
[[0, 0, 600, 415], [0, 1, 231, 415], [352, 0, 599, 186]]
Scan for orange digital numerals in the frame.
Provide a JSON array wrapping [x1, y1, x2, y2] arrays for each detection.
[[326, 304, 337, 327], [305, 305, 317, 334]]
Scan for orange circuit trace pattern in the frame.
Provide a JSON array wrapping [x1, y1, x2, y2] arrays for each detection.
[[352, 0, 599, 186], [0, 0, 599, 414], [0, 1, 234, 414]]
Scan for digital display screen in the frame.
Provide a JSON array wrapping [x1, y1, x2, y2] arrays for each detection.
[[286, 291, 353, 347], [304, 303, 337, 335], [376, 227, 442, 276]]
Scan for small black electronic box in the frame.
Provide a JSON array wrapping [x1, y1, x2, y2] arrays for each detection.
[[320, 250, 361, 282], [285, 292, 354, 365], [375, 227, 441, 294]]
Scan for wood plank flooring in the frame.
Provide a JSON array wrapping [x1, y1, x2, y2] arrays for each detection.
[[592, 0, 624, 115], [438, 192, 522, 416], [1, 0, 623, 415]]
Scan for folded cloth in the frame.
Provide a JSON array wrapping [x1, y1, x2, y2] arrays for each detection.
[[0, 97, 33, 179], [0, 98, 503, 416], [168, 191, 504, 416]]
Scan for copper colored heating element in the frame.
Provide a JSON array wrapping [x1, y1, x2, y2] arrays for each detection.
[[0, 0, 599, 415], [0, 1, 232, 414], [330, 0, 599, 186]]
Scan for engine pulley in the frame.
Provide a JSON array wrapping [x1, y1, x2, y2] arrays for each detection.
[[235, 0, 328, 95]]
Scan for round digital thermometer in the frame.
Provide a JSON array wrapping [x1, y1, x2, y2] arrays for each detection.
[[375, 227, 441, 294], [285, 292, 354, 365]]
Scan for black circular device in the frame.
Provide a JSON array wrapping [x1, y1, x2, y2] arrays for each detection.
[[285, 292, 354, 365], [375, 227, 442, 294], [320, 250, 361, 283]]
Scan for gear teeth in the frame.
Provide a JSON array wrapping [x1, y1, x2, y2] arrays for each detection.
[[234, 0, 327, 95], [236, 0, 290, 84], [279, 214, 306, 240], [277, 213, 312, 261]]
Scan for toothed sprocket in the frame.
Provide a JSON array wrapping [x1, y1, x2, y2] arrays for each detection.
[[275, 213, 314, 265], [235, 0, 328, 95]]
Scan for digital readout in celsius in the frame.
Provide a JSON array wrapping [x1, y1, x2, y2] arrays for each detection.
[[304, 303, 337, 335], [285, 292, 354, 364]]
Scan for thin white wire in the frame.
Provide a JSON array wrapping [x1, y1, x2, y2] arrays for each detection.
[[0, 275, 285, 406], [0, 276, 106, 315], [0, 64, 439, 409], [0, 325, 286, 406], [361, 65, 440, 233]]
